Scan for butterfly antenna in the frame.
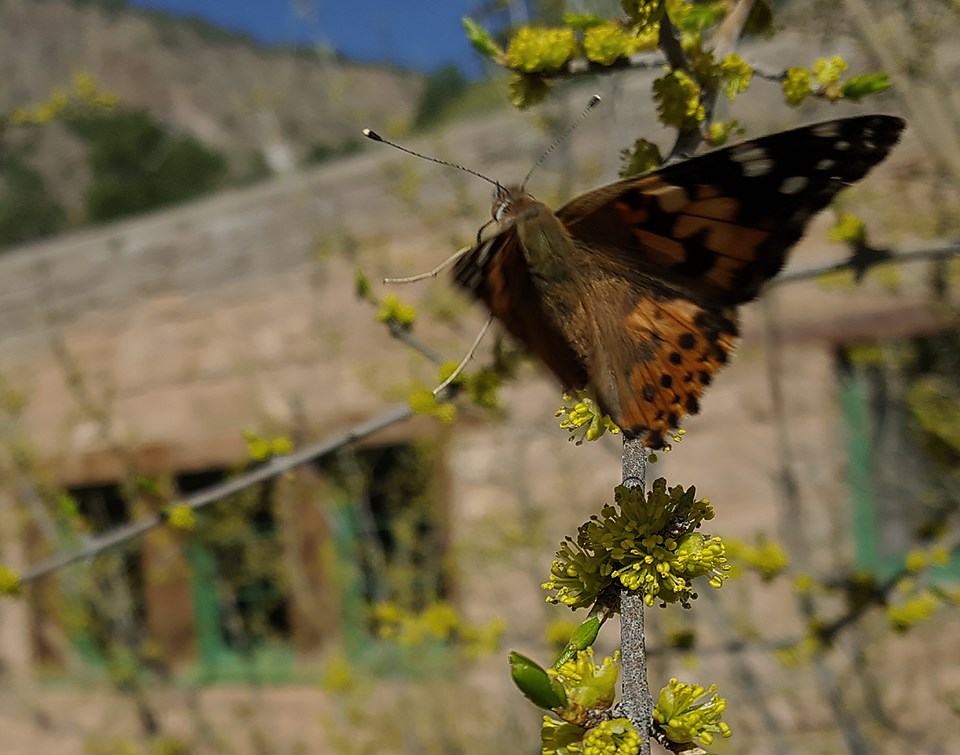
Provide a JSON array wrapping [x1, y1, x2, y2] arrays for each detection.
[[520, 94, 601, 191], [362, 129, 500, 189]]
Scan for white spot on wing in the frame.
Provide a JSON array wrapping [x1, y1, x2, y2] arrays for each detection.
[[815, 158, 836, 171], [730, 145, 769, 163], [834, 140, 851, 151], [742, 158, 774, 177], [779, 176, 808, 194], [813, 122, 840, 137]]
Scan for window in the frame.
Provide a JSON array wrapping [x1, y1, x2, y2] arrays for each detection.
[[837, 329, 960, 578], [61, 483, 147, 666], [317, 442, 449, 640]]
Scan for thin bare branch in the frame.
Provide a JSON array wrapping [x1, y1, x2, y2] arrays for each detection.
[[20, 403, 415, 583], [771, 239, 960, 286], [501, 51, 664, 80]]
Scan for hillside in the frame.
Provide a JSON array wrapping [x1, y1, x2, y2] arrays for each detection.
[[0, 0, 424, 223]]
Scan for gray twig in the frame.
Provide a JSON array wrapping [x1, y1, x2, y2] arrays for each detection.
[[618, 436, 652, 754], [20, 403, 414, 583]]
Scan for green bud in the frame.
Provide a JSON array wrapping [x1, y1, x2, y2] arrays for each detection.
[[553, 616, 602, 667], [510, 651, 567, 710], [841, 73, 891, 101], [462, 18, 503, 59], [354, 268, 371, 300]]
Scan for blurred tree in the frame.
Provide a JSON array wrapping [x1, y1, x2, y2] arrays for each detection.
[[66, 108, 228, 222], [412, 64, 470, 130], [0, 149, 66, 249], [302, 136, 363, 166]]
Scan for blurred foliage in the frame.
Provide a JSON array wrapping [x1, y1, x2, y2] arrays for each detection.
[[413, 64, 470, 131], [903, 330, 960, 534], [65, 108, 228, 222], [0, 149, 66, 249], [0, 71, 114, 247], [232, 149, 273, 185], [302, 136, 363, 166]]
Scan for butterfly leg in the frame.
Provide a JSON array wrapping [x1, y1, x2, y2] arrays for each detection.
[[384, 246, 471, 285], [432, 315, 494, 395]]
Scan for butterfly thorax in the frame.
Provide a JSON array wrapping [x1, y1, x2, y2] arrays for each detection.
[[494, 185, 577, 289]]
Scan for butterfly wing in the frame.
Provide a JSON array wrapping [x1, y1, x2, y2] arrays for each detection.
[[562, 255, 739, 448], [550, 114, 905, 446], [452, 115, 905, 448], [557, 114, 906, 304]]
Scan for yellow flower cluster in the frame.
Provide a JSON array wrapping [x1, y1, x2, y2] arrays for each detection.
[[551, 648, 620, 721], [653, 677, 732, 747], [725, 536, 788, 580], [887, 591, 940, 632], [164, 504, 196, 532], [720, 53, 753, 101], [784, 56, 851, 105], [583, 21, 656, 66], [828, 212, 867, 245], [408, 389, 457, 423], [813, 55, 848, 87], [0, 565, 22, 597], [537, 651, 636, 753], [582, 718, 641, 755], [506, 27, 579, 73], [653, 69, 705, 129], [620, 137, 663, 177], [782, 66, 812, 106], [376, 294, 417, 327], [621, 0, 666, 27], [556, 393, 621, 444], [371, 600, 504, 656], [243, 430, 293, 461], [8, 71, 116, 126], [543, 479, 728, 609]]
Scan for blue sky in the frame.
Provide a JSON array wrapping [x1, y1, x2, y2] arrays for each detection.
[[127, 0, 486, 74]]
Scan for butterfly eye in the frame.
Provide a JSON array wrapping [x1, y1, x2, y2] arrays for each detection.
[[493, 199, 510, 223]]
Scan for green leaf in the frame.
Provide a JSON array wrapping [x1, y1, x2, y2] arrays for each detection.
[[462, 17, 502, 58], [841, 73, 891, 101], [509, 651, 567, 710], [620, 138, 662, 177], [508, 73, 552, 109], [354, 268, 371, 300]]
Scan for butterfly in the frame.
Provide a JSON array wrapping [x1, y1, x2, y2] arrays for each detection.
[[451, 114, 906, 449]]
